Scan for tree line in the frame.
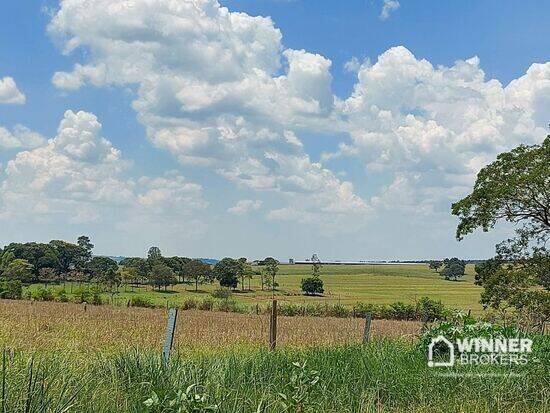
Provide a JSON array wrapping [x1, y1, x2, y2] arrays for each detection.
[[0, 239, 325, 296]]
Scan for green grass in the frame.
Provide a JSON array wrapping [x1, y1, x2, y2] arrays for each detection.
[[26, 263, 484, 312], [1, 339, 548, 412]]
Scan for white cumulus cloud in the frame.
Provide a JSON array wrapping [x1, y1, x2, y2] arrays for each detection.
[[0, 111, 207, 232], [48, 0, 364, 231], [228, 199, 263, 215], [0, 125, 45, 149], [46, 0, 550, 234], [0, 77, 26, 104]]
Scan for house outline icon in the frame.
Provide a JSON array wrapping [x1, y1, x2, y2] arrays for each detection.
[[428, 335, 455, 367]]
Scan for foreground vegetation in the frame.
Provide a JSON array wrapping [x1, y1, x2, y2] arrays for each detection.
[[0, 300, 421, 355], [1, 339, 548, 413]]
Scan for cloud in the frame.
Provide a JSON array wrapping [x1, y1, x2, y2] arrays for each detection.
[[0, 125, 45, 149], [0, 76, 26, 104], [338, 47, 549, 214], [48, 0, 364, 232], [47, 1, 550, 235], [380, 0, 400, 21], [228, 199, 263, 215], [0, 111, 207, 232]]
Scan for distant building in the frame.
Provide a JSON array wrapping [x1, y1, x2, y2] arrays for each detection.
[[289, 258, 295, 264]]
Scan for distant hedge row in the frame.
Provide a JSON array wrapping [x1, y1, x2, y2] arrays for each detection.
[[1, 283, 449, 321]]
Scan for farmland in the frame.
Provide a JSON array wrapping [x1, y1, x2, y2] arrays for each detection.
[[25, 263, 484, 312], [0, 300, 548, 412], [0, 300, 421, 355]]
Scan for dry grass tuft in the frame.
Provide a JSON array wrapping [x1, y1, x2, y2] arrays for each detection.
[[0, 300, 421, 355]]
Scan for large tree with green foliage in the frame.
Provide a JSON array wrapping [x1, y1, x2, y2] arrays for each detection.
[[213, 258, 240, 289], [165, 256, 190, 283], [2, 242, 59, 278], [452, 136, 549, 327], [184, 259, 212, 291], [3, 259, 34, 283], [49, 240, 87, 274], [149, 263, 177, 291], [440, 258, 466, 281]]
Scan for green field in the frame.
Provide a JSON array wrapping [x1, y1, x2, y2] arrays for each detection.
[[26, 263, 484, 312]]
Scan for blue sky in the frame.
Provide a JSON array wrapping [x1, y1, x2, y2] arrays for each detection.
[[0, 0, 548, 260]]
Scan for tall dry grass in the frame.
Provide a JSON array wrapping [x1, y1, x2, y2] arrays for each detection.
[[0, 300, 420, 354]]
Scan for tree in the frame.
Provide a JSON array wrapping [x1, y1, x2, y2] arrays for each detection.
[[77, 235, 94, 252], [147, 246, 163, 263], [76, 235, 94, 271], [212, 258, 240, 289], [311, 254, 322, 277], [89, 256, 120, 291], [0, 250, 15, 272], [165, 256, 190, 283], [452, 136, 549, 242], [301, 276, 324, 296], [2, 242, 59, 278], [184, 259, 212, 291], [428, 261, 443, 273], [120, 266, 137, 292], [440, 258, 465, 281], [452, 136, 550, 327], [120, 257, 149, 285], [49, 240, 87, 274], [4, 259, 34, 283], [149, 263, 177, 291], [237, 257, 251, 291], [263, 257, 279, 296], [300, 254, 324, 295]]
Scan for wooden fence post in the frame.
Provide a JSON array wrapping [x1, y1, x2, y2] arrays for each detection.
[[269, 300, 277, 350], [163, 308, 178, 361], [363, 312, 372, 344]]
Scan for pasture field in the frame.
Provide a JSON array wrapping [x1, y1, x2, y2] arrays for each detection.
[[0, 300, 420, 355], [0, 301, 548, 412], [25, 263, 484, 312]]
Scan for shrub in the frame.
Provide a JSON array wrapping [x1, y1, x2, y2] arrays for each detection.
[[415, 296, 445, 321], [73, 289, 92, 304], [129, 297, 155, 308], [91, 287, 103, 305], [387, 302, 416, 320], [33, 287, 55, 302], [326, 303, 351, 318], [181, 298, 197, 310], [55, 289, 69, 303], [278, 303, 302, 316], [211, 289, 232, 299], [0, 280, 23, 299], [353, 303, 382, 318], [301, 277, 324, 295], [197, 298, 215, 311], [215, 299, 245, 313], [303, 303, 324, 317]]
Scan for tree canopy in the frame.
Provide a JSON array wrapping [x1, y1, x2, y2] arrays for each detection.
[[453, 136, 549, 327], [184, 259, 212, 291], [452, 136, 549, 242], [213, 258, 240, 289]]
